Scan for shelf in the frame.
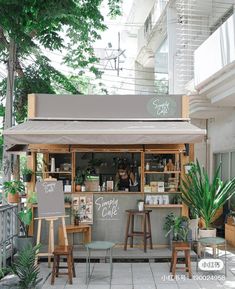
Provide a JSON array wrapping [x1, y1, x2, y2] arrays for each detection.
[[36, 171, 72, 174], [144, 191, 182, 194], [144, 171, 181, 174], [145, 204, 183, 208]]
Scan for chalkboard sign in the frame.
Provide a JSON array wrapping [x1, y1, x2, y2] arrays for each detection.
[[36, 180, 65, 218]]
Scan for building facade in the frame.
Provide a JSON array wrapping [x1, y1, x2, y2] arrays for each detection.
[[127, 0, 235, 210]]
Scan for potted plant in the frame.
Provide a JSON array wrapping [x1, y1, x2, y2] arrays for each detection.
[[163, 213, 190, 249], [73, 209, 81, 226], [184, 162, 194, 174], [137, 199, 145, 211], [74, 169, 85, 192], [22, 167, 33, 182], [3, 180, 25, 203], [11, 244, 42, 289], [16, 206, 33, 251], [181, 160, 235, 238]]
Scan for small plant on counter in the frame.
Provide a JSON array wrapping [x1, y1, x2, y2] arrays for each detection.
[[64, 196, 72, 204]]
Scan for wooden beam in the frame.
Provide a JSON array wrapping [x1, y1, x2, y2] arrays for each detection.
[[182, 95, 189, 118], [28, 94, 36, 119]]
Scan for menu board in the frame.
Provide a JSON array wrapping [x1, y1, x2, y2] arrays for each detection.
[[36, 180, 65, 218]]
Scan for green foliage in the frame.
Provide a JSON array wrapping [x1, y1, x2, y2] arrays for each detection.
[[22, 167, 33, 176], [163, 213, 189, 242], [3, 180, 25, 196], [18, 207, 32, 238], [11, 244, 42, 289], [181, 160, 235, 229], [0, 267, 11, 280]]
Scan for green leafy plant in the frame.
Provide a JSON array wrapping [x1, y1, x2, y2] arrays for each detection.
[[181, 160, 235, 229], [64, 196, 72, 204], [75, 169, 86, 185], [11, 244, 42, 289], [3, 180, 25, 196], [163, 213, 189, 242], [22, 167, 33, 176], [18, 208, 33, 238], [27, 191, 37, 204]]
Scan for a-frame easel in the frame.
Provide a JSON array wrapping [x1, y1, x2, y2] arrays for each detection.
[[35, 178, 68, 267], [35, 215, 68, 267]]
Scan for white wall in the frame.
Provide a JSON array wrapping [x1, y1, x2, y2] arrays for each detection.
[[208, 110, 235, 153]]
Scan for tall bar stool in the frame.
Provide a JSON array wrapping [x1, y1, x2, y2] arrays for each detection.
[[51, 245, 75, 285], [124, 209, 153, 252]]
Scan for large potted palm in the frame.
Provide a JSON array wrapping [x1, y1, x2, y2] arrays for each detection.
[[181, 160, 235, 238]]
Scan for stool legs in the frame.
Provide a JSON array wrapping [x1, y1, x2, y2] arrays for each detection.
[[51, 256, 57, 285], [130, 214, 134, 248], [124, 213, 131, 250], [124, 211, 153, 252], [171, 248, 192, 279], [147, 212, 153, 249], [143, 213, 147, 253]]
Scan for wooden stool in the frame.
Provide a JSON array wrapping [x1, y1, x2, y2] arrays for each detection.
[[170, 242, 192, 279], [124, 209, 153, 252], [51, 245, 76, 285]]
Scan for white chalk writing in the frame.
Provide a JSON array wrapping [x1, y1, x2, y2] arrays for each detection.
[[152, 99, 170, 116], [95, 197, 119, 219], [43, 182, 56, 194]]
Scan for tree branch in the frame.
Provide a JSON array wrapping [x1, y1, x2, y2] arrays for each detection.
[[0, 25, 9, 49]]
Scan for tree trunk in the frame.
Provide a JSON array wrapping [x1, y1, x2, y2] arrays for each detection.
[[2, 39, 16, 187]]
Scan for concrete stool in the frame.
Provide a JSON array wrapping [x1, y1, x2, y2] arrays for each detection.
[[124, 209, 153, 252], [51, 245, 75, 285], [170, 242, 192, 279]]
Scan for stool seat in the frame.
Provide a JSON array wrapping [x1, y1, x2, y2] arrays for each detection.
[[51, 245, 75, 285], [170, 242, 192, 279], [85, 241, 115, 250], [124, 209, 153, 252]]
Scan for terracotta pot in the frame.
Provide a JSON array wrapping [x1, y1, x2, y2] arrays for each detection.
[[8, 192, 19, 203], [75, 184, 81, 192]]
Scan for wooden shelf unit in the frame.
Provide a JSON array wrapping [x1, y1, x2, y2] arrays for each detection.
[[144, 171, 181, 174]]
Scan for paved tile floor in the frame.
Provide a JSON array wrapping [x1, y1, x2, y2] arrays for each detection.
[[40, 251, 235, 289]]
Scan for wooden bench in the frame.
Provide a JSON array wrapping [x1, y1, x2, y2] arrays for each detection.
[[58, 224, 91, 246]]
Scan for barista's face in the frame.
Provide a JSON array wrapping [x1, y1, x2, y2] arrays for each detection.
[[118, 169, 127, 177]]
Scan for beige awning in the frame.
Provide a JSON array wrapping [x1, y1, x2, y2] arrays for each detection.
[[3, 120, 206, 145]]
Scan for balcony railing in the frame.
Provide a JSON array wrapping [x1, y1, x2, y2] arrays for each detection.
[[194, 13, 235, 87], [0, 204, 18, 268]]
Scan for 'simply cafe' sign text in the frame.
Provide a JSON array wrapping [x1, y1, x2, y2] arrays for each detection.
[[95, 197, 120, 220]]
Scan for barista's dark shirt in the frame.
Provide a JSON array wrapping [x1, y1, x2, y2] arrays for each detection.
[[118, 176, 130, 190]]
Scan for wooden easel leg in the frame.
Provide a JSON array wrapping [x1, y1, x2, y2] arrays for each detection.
[[61, 217, 68, 246], [35, 219, 42, 266], [48, 222, 51, 268], [48, 220, 54, 268]]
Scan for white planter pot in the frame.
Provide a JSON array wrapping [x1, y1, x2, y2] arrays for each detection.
[[138, 202, 144, 211], [184, 165, 192, 174], [199, 228, 217, 238], [189, 218, 199, 241]]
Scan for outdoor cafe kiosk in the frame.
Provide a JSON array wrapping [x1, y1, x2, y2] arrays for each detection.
[[3, 93, 206, 248]]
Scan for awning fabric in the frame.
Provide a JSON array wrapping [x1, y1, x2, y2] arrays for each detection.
[[3, 120, 206, 145]]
